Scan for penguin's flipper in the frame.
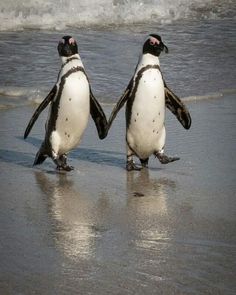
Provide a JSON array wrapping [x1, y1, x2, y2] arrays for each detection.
[[164, 83, 192, 130], [107, 78, 133, 131], [24, 85, 57, 139], [33, 142, 48, 166], [90, 90, 108, 139], [34, 150, 47, 166]]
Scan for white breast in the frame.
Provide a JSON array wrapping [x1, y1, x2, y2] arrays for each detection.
[[50, 63, 90, 155], [127, 55, 166, 159]]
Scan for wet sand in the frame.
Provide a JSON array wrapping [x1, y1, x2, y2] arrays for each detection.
[[0, 93, 236, 294]]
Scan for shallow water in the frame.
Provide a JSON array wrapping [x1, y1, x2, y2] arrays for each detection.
[[0, 18, 236, 108]]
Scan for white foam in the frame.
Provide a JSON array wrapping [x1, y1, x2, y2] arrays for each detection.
[[182, 89, 236, 102], [0, 86, 48, 108], [0, 85, 235, 109], [0, 0, 235, 31]]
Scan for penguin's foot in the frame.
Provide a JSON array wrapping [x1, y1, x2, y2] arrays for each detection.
[[56, 164, 74, 171], [53, 154, 74, 171], [126, 160, 141, 171], [140, 158, 149, 168], [155, 152, 180, 164]]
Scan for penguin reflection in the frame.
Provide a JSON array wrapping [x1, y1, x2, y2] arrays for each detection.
[[34, 171, 109, 260], [126, 169, 176, 247]]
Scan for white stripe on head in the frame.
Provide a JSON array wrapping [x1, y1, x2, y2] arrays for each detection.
[[149, 36, 160, 46], [69, 37, 76, 45]]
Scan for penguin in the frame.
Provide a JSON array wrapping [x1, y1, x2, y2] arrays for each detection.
[[24, 35, 107, 171], [107, 34, 191, 171]]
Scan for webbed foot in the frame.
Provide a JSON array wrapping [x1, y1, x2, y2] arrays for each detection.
[[126, 160, 141, 171], [140, 158, 149, 168], [155, 152, 180, 164], [56, 165, 74, 172], [53, 154, 74, 171]]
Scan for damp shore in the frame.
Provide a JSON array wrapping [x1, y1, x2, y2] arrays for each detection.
[[0, 93, 236, 294]]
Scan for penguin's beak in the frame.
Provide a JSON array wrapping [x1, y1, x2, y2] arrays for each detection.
[[162, 43, 169, 54]]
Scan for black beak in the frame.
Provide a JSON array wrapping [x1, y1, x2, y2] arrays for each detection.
[[163, 43, 169, 54]]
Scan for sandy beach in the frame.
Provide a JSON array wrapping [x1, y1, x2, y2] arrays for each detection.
[[0, 92, 236, 294]]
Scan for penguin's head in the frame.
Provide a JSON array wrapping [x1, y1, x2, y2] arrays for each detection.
[[143, 34, 168, 57], [57, 36, 78, 57]]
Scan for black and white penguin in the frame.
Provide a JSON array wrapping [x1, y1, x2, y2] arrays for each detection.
[[107, 34, 191, 171], [24, 35, 107, 171]]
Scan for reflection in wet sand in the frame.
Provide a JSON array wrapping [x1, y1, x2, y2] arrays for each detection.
[[126, 169, 177, 256], [34, 171, 109, 260], [32, 169, 236, 294], [33, 169, 178, 272]]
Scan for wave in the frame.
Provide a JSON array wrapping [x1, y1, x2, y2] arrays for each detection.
[[0, 0, 235, 31], [0, 86, 235, 109], [0, 86, 47, 109]]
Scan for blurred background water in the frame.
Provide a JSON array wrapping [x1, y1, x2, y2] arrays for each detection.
[[0, 0, 235, 108]]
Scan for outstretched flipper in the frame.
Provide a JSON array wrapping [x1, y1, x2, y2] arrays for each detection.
[[90, 90, 108, 139], [164, 82, 191, 130], [107, 79, 191, 133], [24, 85, 57, 139], [107, 78, 133, 131], [33, 141, 49, 166]]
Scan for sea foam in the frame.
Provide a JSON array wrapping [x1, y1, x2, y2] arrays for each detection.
[[0, 0, 235, 31], [1, 85, 235, 109]]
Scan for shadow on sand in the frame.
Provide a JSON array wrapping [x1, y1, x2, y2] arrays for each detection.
[[2, 136, 126, 169]]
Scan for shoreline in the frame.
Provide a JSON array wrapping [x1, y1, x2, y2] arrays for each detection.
[[0, 92, 236, 294], [1, 87, 236, 110]]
